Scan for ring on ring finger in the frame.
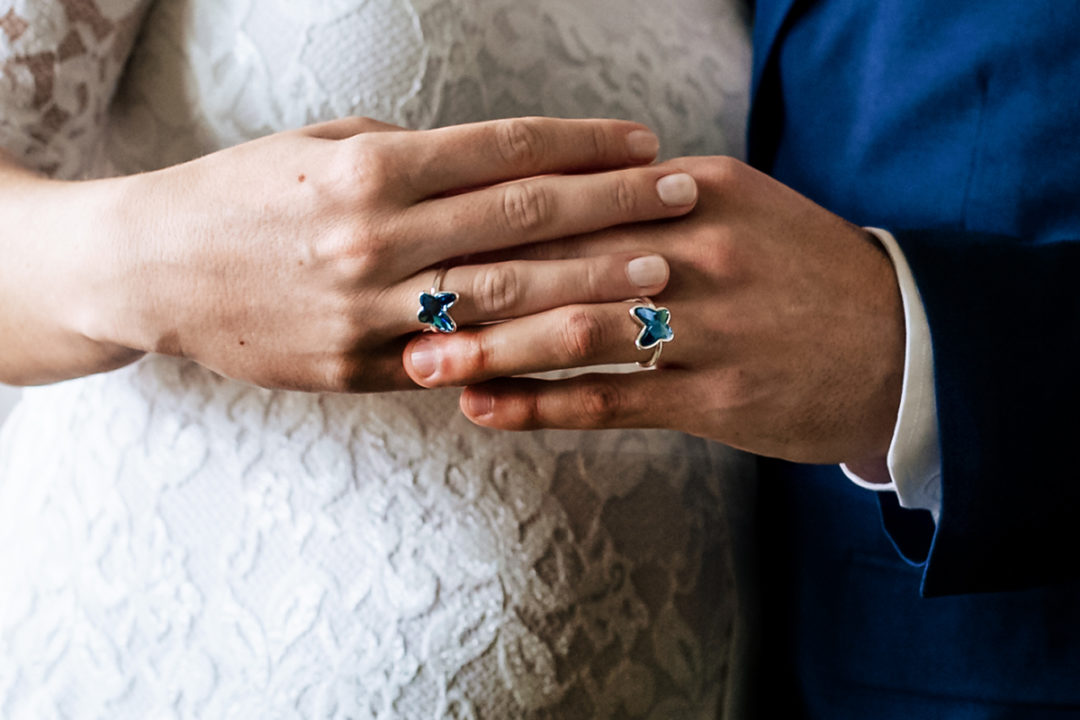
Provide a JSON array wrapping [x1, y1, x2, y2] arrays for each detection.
[[627, 297, 674, 368], [418, 266, 459, 333]]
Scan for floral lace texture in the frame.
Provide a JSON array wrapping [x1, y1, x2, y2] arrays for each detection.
[[0, 1, 753, 718], [0, 0, 150, 177]]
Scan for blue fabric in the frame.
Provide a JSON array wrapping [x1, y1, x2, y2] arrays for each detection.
[[757, 463, 1080, 717], [748, 0, 1080, 714]]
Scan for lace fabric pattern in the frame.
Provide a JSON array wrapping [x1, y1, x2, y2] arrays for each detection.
[[0, 0, 150, 177], [99, 0, 749, 172], [0, 1, 754, 718]]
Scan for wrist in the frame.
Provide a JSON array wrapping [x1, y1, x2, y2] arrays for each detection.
[[58, 175, 147, 367], [0, 172, 143, 385]]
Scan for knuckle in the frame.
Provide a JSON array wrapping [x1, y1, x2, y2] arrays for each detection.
[[700, 230, 739, 277], [351, 115, 385, 132], [705, 155, 743, 190], [461, 333, 495, 377], [326, 355, 365, 393], [589, 122, 611, 161], [328, 309, 367, 351], [610, 175, 639, 216], [723, 367, 755, 405], [495, 118, 547, 168], [319, 222, 393, 276], [472, 264, 520, 315], [577, 381, 623, 425], [578, 259, 605, 299], [356, 227, 394, 268], [338, 136, 396, 196], [319, 298, 372, 353], [707, 368, 755, 424], [501, 181, 552, 234], [559, 308, 607, 363], [313, 225, 359, 263]]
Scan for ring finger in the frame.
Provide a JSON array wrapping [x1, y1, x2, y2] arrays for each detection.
[[404, 299, 681, 387], [397, 251, 671, 331]]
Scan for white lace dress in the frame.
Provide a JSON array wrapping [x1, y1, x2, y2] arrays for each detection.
[[0, 1, 753, 717]]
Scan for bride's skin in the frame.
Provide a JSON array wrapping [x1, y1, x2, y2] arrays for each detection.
[[0, 116, 698, 390]]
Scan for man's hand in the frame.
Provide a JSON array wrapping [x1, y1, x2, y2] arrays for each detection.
[[404, 156, 905, 466]]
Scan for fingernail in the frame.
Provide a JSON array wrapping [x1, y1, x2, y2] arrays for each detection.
[[464, 390, 494, 418], [626, 255, 669, 289], [409, 339, 438, 379], [627, 130, 660, 161], [656, 173, 697, 206]]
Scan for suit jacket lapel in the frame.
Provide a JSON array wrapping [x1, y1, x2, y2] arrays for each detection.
[[748, 0, 801, 167], [751, 0, 800, 105]]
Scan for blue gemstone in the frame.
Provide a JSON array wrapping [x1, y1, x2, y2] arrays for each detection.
[[418, 291, 458, 333], [632, 306, 673, 350]]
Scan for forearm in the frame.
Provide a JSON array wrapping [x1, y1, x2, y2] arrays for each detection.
[[0, 152, 142, 385]]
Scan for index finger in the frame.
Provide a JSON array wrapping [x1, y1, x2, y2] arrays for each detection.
[[393, 117, 660, 199]]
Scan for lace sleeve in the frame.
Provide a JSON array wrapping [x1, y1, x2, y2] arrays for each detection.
[[0, 0, 151, 178]]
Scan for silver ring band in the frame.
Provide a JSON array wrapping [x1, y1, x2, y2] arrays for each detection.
[[431, 265, 449, 295]]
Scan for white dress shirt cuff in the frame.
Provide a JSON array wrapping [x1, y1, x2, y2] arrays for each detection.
[[840, 228, 942, 522]]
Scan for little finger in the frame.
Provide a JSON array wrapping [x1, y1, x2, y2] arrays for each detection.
[[459, 373, 680, 431]]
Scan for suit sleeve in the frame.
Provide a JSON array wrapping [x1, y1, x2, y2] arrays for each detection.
[[877, 228, 1080, 596]]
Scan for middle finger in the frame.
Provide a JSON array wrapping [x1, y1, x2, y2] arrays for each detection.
[[403, 168, 698, 264]]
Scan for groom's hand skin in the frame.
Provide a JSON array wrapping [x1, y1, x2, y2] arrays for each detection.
[[404, 156, 905, 466]]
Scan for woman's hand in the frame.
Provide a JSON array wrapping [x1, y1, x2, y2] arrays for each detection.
[[59, 116, 701, 391], [403, 156, 906, 466]]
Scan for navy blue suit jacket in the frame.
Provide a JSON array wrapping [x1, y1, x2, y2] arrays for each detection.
[[748, 0, 1080, 716]]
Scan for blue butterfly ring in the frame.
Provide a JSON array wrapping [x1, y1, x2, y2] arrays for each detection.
[[418, 267, 459, 334], [628, 297, 674, 368]]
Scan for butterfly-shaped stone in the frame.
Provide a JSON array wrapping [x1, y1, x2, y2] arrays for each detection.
[[418, 291, 459, 333], [630, 305, 673, 350]]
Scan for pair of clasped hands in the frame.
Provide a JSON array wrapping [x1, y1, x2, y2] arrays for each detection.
[[77, 116, 904, 467]]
